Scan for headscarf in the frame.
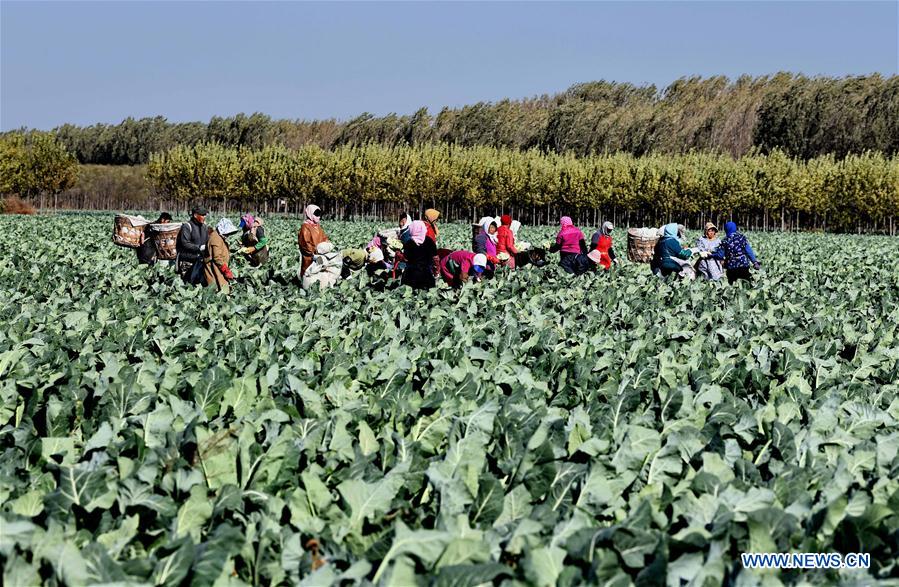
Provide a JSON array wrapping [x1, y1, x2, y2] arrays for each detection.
[[408, 220, 427, 245], [601, 221, 614, 237], [473, 253, 487, 268], [560, 216, 574, 229], [500, 214, 512, 226], [510, 220, 521, 236], [479, 217, 498, 244], [400, 213, 412, 230], [240, 213, 255, 230], [663, 223, 679, 238], [216, 218, 239, 237], [304, 204, 321, 225], [724, 221, 738, 236], [424, 208, 440, 238]]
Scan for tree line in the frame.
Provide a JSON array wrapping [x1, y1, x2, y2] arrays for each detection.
[[147, 142, 899, 234], [6, 74, 898, 164]]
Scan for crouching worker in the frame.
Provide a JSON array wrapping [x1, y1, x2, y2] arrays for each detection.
[[590, 221, 618, 270], [301, 242, 342, 290], [205, 218, 240, 294], [341, 248, 368, 279], [440, 251, 488, 288], [563, 249, 604, 276], [238, 214, 269, 266], [652, 223, 696, 279]]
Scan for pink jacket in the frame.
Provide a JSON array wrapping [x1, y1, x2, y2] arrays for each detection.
[[440, 250, 475, 282], [556, 226, 585, 254]]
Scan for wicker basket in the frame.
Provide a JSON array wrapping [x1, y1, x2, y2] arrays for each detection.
[[150, 222, 182, 260], [627, 228, 659, 263], [113, 214, 150, 248]]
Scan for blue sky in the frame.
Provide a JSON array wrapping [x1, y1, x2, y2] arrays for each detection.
[[1, 1, 897, 130]]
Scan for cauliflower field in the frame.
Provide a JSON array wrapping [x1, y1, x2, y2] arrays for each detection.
[[1, 213, 898, 586]]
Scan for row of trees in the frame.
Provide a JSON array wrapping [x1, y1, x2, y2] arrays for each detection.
[[8, 74, 897, 165], [0, 132, 78, 208], [147, 143, 899, 233]]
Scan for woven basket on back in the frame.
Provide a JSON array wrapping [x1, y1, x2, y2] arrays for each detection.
[[627, 228, 659, 263], [150, 222, 182, 260], [113, 214, 150, 248]]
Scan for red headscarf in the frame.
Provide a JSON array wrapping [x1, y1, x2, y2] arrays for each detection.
[[500, 214, 512, 226]]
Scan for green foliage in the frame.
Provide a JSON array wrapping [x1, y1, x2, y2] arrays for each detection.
[[0, 132, 78, 197], [5, 74, 897, 165], [1, 215, 898, 584], [147, 142, 899, 232]]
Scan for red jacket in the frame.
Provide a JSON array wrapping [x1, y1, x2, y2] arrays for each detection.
[[594, 234, 613, 270], [496, 225, 517, 255]]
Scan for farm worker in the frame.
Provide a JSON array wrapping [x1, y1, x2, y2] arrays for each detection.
[[366, 212, 413, 272], [298, 204, 328, 278], [473, 217, 499, 262], [652, 223, 696, 279], [589, 221, 617, 270], [341, 248, 368, 278], [712, 221, 760, 284], [440, 251, 488, 288], [695, 222, 724, 281], [564, 249, 604, 276], [301, 241, 342, 290], [401, 220, 438, 290], [176, 206, 210, 284], [495, 214, 518, 268], [510, 220, 531, 251], [423, 209, 440, 243], [423, 208, 441, 275], [238, 213, 269, 267], [550, 216, 587, 273], [204, 218, 240, 294], [136, 212, 172, 265]]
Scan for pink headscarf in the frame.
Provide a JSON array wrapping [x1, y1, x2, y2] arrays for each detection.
[[304, 204, 321, 225], [560, 216, 574, 229], [408, 220, 427, 245], [241, 213, 255, 230]]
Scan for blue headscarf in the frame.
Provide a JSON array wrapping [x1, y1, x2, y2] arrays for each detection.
[[663, 223, 679, 238], [724, 221, 738, 236]]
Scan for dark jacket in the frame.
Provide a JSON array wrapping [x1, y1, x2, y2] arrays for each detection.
[[561, 253, 596, 276], [176, 218, 209, 264], [136, 226, 156, 265], [401, 238, 438, 290]]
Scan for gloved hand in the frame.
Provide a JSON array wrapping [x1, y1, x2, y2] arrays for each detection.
[[221, 264, 235, 280], [240, 246, 254, 254], [699, 251, 710, 259], [753, 261, 761, 270], [199, 244, 207, 252]]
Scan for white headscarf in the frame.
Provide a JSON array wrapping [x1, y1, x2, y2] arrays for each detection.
[[216, 218, 239, 237], [479, 217, 499, 244], [510, 220, 522, 237]]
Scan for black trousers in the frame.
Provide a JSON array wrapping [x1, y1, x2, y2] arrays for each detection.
[[727, 267, 752, 284]]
